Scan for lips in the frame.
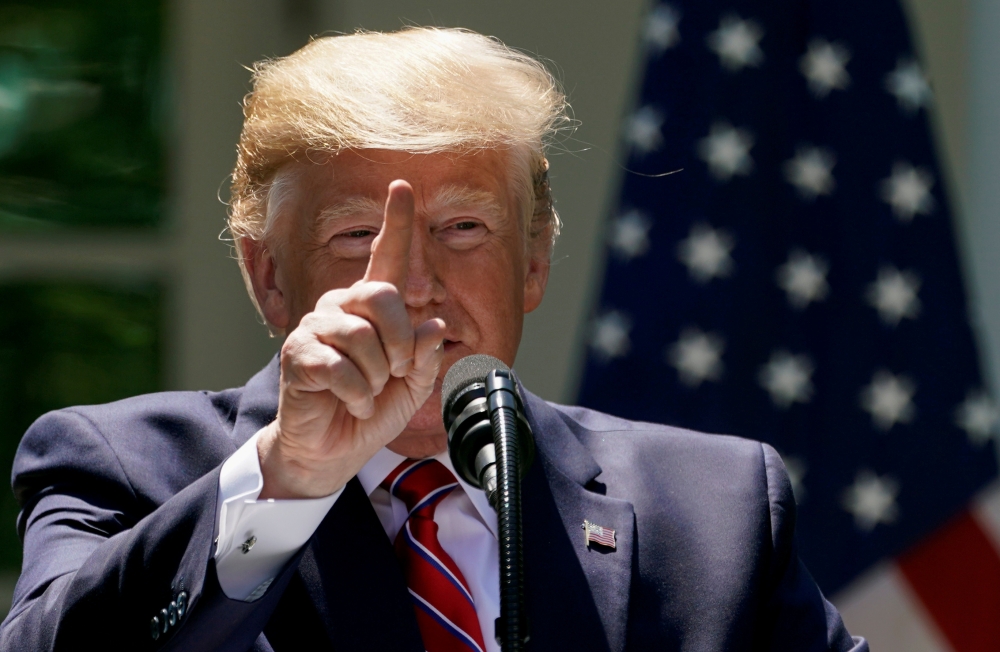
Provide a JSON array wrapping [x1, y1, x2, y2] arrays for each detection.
[[440, 340, 472, 376]]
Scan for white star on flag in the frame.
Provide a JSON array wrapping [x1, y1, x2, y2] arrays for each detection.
[[860, 369, 916, 431], [955, 389, 1000, 446], [589, 310, 632, 362], [677, 222, 735, 283], [799, 38, 851, 98], [624, 105, 665, 155], [880, 161, 935, 222], [667, 327, 725, 387], [697, 122, 755, 181], [706, 13, 764, 72], [776, 249, 829, 310], [608, 210, 652, 261], [865, 265, 921, 327], [783, 146, 837, 200], [759, 350, 815, 409], [645, 4, 682, 53], [885, 58, 932, 114], [781, 454, 808, 504], [841, 470, 900, 532]]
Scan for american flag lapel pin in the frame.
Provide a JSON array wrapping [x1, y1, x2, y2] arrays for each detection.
[[582, 519, 616, 550]]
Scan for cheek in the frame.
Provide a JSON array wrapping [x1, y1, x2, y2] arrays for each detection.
[[453, 239, 522, 295], [447, 242, 525, 358], [287, 249, 370, 322], [308, 256, 368, 296]]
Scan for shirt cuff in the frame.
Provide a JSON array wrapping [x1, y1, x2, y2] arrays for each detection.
[[214, 429, 343, 601]]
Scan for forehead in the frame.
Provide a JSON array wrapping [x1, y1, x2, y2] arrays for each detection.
[[294, 149, 511, 214]]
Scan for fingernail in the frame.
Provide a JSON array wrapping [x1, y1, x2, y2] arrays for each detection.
[[362, 403, 375, 419]]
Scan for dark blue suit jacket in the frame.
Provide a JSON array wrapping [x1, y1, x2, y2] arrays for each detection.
[[2, 357, 866, 651]]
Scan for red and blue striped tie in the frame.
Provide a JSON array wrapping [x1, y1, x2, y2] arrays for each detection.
[[382, 459, 487, 652]]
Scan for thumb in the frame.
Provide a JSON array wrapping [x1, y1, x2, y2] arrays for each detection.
[[408, 318, 447, 390]]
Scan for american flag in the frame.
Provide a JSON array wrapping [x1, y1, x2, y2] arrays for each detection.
[[576, 1, 1000, 648], [583, 520, 617, 550]]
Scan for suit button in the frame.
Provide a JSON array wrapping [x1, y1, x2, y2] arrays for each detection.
[[150, 616, 160, 640], [177, 591, 188, 619], [160, 608, 169, 633], [168, 601, 178, 626]]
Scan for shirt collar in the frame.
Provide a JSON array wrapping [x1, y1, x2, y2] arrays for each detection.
[[356, 447, 498, 539]]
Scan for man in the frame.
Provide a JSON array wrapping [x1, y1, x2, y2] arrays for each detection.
[[2, 28, 865, 651]]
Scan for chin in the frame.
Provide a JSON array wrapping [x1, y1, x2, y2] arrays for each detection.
[[403, 385, 447, 438], [394, 344, 488, 455], [393, 402, 449, 457]]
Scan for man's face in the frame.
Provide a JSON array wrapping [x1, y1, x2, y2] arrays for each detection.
[[258, 149, 549, 442]]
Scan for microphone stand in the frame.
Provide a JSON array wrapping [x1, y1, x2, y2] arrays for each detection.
[[443, 357, 534, 652], [484, 370, 531, 652]]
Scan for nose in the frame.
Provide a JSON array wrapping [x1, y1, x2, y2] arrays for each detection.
[[403, 226, 446, 308]]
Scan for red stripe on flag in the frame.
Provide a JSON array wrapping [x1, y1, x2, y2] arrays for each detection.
[[897, 510, 1000, 652]]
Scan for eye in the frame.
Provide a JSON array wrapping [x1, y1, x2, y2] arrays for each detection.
[[329, 227, 379, 242], [326, 226, 379, 258], [453, 221, 479, 231]]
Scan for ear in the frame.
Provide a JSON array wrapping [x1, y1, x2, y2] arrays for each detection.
[[522, 240, 551, 314], [241, 237, 290, 331]]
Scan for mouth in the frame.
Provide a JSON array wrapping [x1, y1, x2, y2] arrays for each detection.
[[437, 340, 472, 382]]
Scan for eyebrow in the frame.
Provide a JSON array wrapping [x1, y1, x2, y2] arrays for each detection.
[[312, 184, 503, 234], [314, 196, 384, 233], [430, 184, 503, 220]]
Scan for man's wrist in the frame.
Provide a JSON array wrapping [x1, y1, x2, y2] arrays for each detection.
[[257, 422, 348, 499]]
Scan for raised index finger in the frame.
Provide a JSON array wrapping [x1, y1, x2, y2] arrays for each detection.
[[363, 179, 413, 291]]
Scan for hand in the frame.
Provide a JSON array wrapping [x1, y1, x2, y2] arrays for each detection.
[[257, 180, 447, 499]]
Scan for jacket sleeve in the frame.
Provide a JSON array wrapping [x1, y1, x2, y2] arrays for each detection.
[[757, 443, 869, 652], [0, 408, 301, 652]]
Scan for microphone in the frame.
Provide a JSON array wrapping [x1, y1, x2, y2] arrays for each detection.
[[441, 354, 534, 508], [442, 354, 534, 650]]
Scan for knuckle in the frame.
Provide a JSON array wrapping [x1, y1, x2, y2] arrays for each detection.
[[327, 357, 365, 399], [297, 311, 324, 333], [297, 345, 336, 376], [324, 352, 349, 380], [280, 331, 309, 363], [316, 289, 349, 310], [340, 318, 377, 345], [365, 282, 402, 306]]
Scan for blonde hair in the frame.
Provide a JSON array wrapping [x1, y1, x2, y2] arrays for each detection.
[[228, 27, 570, 313]]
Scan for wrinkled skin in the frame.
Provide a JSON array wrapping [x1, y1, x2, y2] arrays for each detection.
[[241, 149, 550, 498]]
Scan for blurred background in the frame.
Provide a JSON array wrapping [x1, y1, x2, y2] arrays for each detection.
[[1, 0, 998, 648]]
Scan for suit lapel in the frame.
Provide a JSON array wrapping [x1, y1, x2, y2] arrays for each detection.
[[296, 478, 423, 651], [231, 355, 280, 448], [232, 359, 633, 650], [521, 391, 635, 652]]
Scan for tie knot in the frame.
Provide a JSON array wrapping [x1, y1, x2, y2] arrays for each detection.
[[380, 458, 459, 516]]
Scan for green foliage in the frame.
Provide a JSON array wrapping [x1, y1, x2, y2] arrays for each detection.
[[0, 0, 165, 229], [0, 280, 163, 572]]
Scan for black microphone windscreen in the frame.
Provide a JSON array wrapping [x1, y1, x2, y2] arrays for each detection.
[[441, 354, 510, 419]]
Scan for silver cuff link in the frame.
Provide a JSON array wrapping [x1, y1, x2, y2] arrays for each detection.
[[241, 535, 257, 554]]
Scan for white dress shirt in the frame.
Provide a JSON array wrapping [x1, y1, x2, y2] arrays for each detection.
[[214, 431, 501, 651]]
